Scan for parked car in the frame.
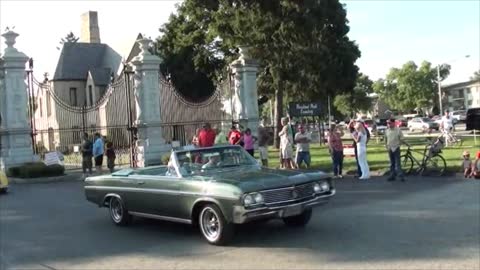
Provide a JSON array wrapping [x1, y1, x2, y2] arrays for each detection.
[[364, 119, 376, 134], [407, 117, 439, 132], [0, 170, 8, 194], [466, 107, 480, 131], [84, 145, 335, 245], [432, 115, 458, 126], [403, 114, 422, 121], [394, 117, 408, 127], [451, 110, 467, 123], [375, 119, 388, 135]]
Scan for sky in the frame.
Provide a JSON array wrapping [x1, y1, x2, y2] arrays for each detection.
[[0, 0, 479, 85]]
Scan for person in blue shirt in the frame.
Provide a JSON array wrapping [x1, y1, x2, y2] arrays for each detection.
[[92, 132, 104, 174]]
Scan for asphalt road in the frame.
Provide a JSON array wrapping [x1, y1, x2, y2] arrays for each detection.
[[1, 176, 479, 270]]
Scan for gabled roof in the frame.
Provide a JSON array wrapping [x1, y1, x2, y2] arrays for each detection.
[[89, 67, 111, 86], [125, 33, 143, 64], [53, 42, 121, 82]]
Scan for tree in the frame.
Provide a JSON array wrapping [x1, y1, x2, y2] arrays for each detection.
[[57, 32, 79, 50], [156, 0, 360, 147], [471, 70, 480, 80], [334, 73, 373, 117], [373, 61, 450, 113]]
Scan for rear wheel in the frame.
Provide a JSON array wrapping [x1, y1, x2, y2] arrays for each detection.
[[283, 209, 312, 227], [109, 197, 132, 226], [400, 155, 414, 175], [421, 154, 446, 177]]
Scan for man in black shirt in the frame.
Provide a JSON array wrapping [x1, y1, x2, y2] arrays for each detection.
[[81, 133, 93, 177]]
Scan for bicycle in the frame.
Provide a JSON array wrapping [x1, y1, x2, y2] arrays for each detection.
[[442, 129, 463, 147], [400, 143, 447, 177]]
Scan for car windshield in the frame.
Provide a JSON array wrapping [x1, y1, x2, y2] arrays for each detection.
[[422, 117, 432, 122], [175, 146, 257, 175]]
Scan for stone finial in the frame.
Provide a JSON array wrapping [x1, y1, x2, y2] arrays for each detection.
[[238, 46, 251, 60], [137, 38, 152, 56], [2, 30, 19, 53]]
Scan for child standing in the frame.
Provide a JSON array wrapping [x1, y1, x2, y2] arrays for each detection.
[[106, 141, 116, 173], [462, 151, 472, 178], [241, 128, 257, 156]]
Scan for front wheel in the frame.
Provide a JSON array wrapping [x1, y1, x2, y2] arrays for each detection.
[[199, 204, 234, 246], [283, 209, 312, 227], [400, 155, 414, 175], [422, 154, 446, 177]]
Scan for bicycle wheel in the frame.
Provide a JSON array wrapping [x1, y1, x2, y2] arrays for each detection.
[[421, 154, 446, 177], [400, 155, 414, 175]]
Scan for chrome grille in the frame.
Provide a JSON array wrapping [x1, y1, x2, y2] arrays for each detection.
[[260, 182, 316, 205]]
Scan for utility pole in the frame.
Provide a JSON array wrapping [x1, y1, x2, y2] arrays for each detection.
[[437, 64, 442, 114], [328, 95, 332, 126]]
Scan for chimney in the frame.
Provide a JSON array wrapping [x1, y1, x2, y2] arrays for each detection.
[[80, 11, 101, 43]]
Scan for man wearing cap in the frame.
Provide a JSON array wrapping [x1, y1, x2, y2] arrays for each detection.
[[385, 118, 408, 181]]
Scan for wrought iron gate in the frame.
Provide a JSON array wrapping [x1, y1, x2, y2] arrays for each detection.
[[158, 72, 234, 146], [27, 68, 136, 170]]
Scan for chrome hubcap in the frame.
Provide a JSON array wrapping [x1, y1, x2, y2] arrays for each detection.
[[110, 198, 123, 222], [200, 208, 220, 241]]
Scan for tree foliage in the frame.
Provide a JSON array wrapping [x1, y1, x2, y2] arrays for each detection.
[[155, 2, 233, 102], [372, 61, 450, 112], [471, 70, 480, 80], [334, 73, 373, 116], [57, 32, 79, 50], [155, 0, 360, 146]]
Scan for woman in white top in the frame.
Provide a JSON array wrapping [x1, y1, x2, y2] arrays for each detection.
[[278, 117, 294, 169], [354, 122, 370, 179]]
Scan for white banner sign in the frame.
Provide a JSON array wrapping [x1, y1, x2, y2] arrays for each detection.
[[44, 152, 64, 166]]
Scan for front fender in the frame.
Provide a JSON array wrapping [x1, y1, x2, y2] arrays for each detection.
[[191, 196, 239, 223]]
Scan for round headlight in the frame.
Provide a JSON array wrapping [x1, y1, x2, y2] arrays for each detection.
[[243, 194, 254, 206], [313, 183, 322, 193], [253, 193, 264, 204], [320, 182, 330, 191]]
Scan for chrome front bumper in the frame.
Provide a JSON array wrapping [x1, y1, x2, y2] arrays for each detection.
[[231, 189, 336, 224]]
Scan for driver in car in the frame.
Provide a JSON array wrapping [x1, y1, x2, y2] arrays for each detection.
[[202, 154, 222, 169]]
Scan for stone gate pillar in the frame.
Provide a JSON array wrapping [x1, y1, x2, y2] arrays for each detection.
[[230, 46, 260, 136], [130, 38, 170, 167], [0, 31, 34, 171]]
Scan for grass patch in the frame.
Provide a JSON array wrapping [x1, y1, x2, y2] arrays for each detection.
[[260, 137, 479, 175]]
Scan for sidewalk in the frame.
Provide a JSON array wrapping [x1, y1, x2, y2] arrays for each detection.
[[8, 171, 85, 184]]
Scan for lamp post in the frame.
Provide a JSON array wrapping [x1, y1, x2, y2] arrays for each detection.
[[437, 55, 470, 114]]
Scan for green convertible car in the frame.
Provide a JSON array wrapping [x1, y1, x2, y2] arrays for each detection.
[[84, 145, 335, 245]]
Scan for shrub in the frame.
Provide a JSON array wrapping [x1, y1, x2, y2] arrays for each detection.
[[7, 162, 65, 178]]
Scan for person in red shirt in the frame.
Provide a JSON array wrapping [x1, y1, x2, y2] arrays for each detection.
[[198, 123, 216, 147], [228, 125, 242, 145]]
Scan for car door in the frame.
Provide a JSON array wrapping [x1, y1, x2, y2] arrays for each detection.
[[413, 118, 421, 129], [131, 167, 181, 218], [104, 175, 140, 211]]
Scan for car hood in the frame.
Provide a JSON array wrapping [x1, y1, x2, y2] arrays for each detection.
[[195, 166, 329, 192]]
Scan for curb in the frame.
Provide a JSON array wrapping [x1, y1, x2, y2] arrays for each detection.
[[9, 173, 84, 184]]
